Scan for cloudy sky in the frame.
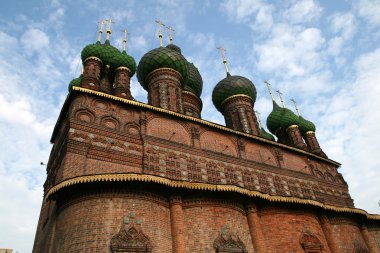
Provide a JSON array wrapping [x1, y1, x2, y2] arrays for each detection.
[[1, 0, 380, 251]]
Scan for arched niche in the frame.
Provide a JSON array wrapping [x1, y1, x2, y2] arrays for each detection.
[[200, 131, 237, 157], [147, 117, 191, 146]]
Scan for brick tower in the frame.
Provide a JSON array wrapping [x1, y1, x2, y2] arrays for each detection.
[[33, 23, 380, 253]]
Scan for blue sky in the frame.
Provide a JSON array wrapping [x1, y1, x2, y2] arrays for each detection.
[[1, 0, 380, 252]]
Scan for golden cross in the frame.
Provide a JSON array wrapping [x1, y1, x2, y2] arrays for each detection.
[[97, 19, 105, 42], [155, 20, 165, 47], [216, 46, 229, 75], [276, 90, 286, 108], [166, 25, 174, 44], [264, 80, 275, 101], [255, 110, 263, 128], [122, 29, 129, 52], [105, 18, 115, 41], [290, 98, 301, 116]]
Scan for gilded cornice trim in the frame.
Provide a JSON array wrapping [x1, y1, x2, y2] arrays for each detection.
[[68, 87, 340, 166], [115, 66, 131, 74], [306, 131, 315, 135], [220, 94, 253, 110], [46, 173, 380, 221], [84, 56, 102, 64]]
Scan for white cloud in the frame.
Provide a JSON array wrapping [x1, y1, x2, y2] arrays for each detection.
[[356, 0, 380, 27], [282, 0, 322, 24], [319, 47, 380, 213], [20, 28, 50, 55], [220, 0, 271, 23], [254, 24, 325, 77], [330, 12, 356, 39]]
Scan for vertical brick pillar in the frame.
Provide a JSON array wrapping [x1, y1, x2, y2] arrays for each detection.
[[360, 224, 379, 253], [146, 68, 184, 113], [286, 125, 307, 150], [319, 214, 340, 253], [304, 131, 327, 158], [221, 95, 260, 135], [169, 195, 186, 253], [182, 91, 202, 118], [246, 203, 267, 253], [81, 57, 102, 91], [99, 65, 112, 94], [113, 67, 133, 99]]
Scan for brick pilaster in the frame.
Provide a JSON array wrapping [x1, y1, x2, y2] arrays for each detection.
[[246, 203, 267, 253], [360, 224, 379, 253], [169, 195, 186, 253], [319, 214, 341, 253]]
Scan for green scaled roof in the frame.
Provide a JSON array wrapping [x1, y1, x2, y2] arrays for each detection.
[[298, 116, 316, 134], [166, 44, 182, 54], [111, 50, 137, 76], [80, 41, 120, 69], [212, 74, 257, 112], [184, 62, 203, 97], [260, 127, 275, 141], [68, 75, 82, 92], [266, 100, 300, 134], [81, 41, 103, 62], [137, 47, 189, 90]]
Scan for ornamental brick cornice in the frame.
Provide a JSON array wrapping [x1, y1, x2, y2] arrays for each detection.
[[44, 173, 380, 221], [55, 87, 341, 167]]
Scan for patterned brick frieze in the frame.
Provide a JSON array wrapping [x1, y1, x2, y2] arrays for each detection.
[[47, 91, 353, 208]]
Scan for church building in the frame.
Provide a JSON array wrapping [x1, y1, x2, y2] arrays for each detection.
[[33, 20, 380, 253]]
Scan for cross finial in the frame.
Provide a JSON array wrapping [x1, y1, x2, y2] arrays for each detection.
[[276, 89, 286, 108], [264, 80, 275, 101], [166, 25, 174, 44], [217, 46, 229, 75], [155, 20, 165, 47], [255, 110, 263, 128], [290, 98, 301, 116], [105, 18, 115, 41], [97, 19, 105, 42], [122, 29, 129, 52]]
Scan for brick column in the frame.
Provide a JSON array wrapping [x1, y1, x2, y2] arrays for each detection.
[[221, 95, 260, 135], [246, 203, 267, 253], [99, 65, 112, 94], [182, 91, 202, 118], [304, 131, 327, 158], [360, 224, 379, 253], [81, 57, 102, 91], [146, 68, 183, 113], [169, 195, 186, 253], [286, 125, 307, 150], [113, 66, 133, 99], [319, 214, 340, 253]]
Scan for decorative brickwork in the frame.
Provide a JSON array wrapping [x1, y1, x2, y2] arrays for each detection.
[[182, 91, 202, 118], [81, 57, 102, 90], [220, 95, 260, 135], [146, 68, 183, 113], [33, 87, 380, 252], [113, 67, 133, 99]]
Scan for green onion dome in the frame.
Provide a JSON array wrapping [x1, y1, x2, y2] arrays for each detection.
[[298, 116, 316, 134], [266, 100, 300, 134], [100, 40, 121, 68], [184, 62, 203, 97], [68, 75, 82, 91], [260, 127, 275, 141], [81, 41, 104, 62], [212, 74, 257, 112], [111, 50, 137, 76], [166, 44, 182, 54], [137, 47, 189, 90], [81, 40, 120, 69]]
